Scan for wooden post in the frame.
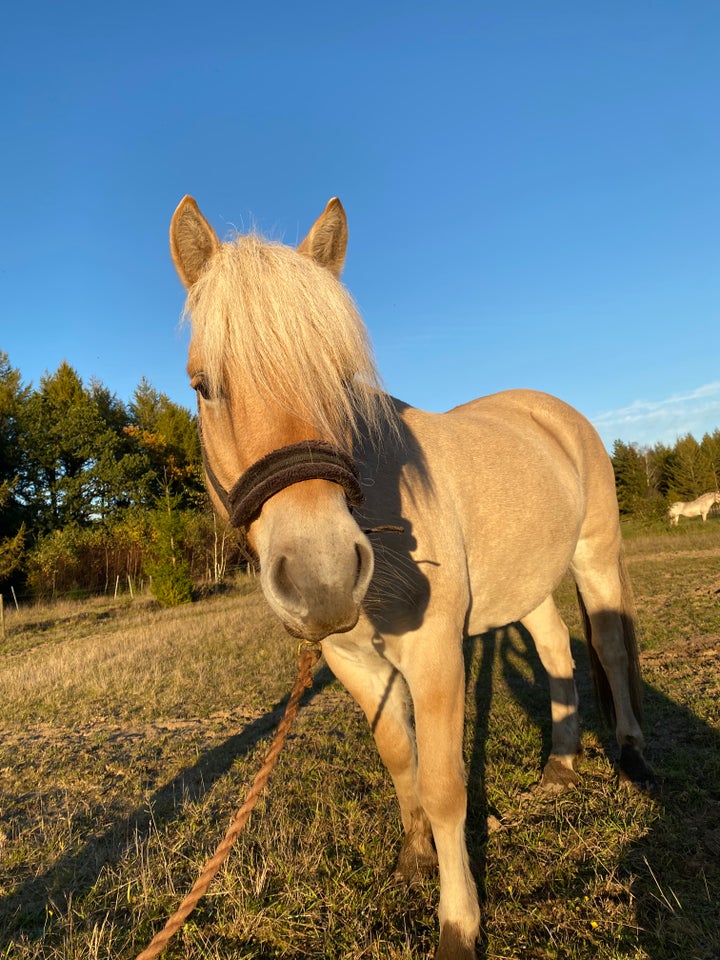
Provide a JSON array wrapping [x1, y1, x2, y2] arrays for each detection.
[[127, 574, 134, 599], [1, 594, 4, 642], [114, 574, 120, 599], [10, 586, 19, 612]]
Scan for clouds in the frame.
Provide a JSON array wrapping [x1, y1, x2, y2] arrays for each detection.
[[591, 382, 720, 449]]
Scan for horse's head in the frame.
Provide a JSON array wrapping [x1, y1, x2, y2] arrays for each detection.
[[170, 196, 381, 640]]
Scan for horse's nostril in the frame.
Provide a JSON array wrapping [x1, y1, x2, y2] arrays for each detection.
[[270, 555, 304, 613], [353, 542, 364, 590], [352, 537, 374, 600]]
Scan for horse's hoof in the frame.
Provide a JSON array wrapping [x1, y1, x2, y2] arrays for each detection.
[[434, 923, 478, 960], [539, 756, 580, 793], [393, 833, 438, 885], [619, 744, 657, 794]]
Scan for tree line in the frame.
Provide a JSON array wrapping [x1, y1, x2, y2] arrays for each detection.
[[0, 351, 245, 605], [612, 431, 720, 522], [2, 348, 719, 605]]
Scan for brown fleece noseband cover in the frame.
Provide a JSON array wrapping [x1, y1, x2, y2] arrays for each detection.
[[201, 437, 364, 530]]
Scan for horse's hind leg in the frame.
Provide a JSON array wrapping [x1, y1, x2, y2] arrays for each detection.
[[521, 596, 582, 791], [321, 639, 437, 884], [571, 544, 654, 789]]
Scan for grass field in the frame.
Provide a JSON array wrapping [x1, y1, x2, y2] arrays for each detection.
[[1, 520, 719, 959]]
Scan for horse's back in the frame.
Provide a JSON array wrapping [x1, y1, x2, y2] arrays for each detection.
[[421, 389, 612, 502], [448, 388, 603, 449]]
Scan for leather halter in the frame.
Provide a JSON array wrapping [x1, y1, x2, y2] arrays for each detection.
[[199, 429, 365, 531]]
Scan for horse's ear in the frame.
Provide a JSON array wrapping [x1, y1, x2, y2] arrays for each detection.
[[170, 196, 220, 289], [297, 198, 348, 277]]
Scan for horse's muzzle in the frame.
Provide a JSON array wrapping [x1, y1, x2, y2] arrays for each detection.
[[262, 533, 374, 641]]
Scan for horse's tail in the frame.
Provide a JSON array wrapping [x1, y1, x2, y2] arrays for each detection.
[[576, 553, 643, 727]]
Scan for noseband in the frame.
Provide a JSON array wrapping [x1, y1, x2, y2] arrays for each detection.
[[200, 434, 365, 531]]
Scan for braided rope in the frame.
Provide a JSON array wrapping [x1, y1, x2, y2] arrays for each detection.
[[134, 642, 322, 960]]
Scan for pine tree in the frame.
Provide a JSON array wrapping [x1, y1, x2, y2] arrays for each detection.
[[0, 352, 30, 537], [145, 483, 194, 606], [128, 378, 203, 508], [611, 440, 649, 516], [666, 434, 715, 501], [0, 481, 25, 583], [0, 353, 30, 586]]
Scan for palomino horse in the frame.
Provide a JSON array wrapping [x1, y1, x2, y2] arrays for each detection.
[[170, 196, 653, 960], [668, 491, 720, 525]]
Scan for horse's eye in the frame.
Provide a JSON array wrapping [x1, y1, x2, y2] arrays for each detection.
[[190, 373, 211, 400]]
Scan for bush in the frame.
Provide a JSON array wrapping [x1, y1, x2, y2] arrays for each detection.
[[146, 556, 193, 606]]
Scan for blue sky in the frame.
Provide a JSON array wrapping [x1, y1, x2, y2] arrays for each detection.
[[2, 1, 718, 450]]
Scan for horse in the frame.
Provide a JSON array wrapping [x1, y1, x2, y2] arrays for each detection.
[[667, 490, 720, 525], [169, 195, 654, 960]]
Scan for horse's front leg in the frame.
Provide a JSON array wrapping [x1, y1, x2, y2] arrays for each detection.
[[406, 632, 480, 960], [321, 637, 437, 883]]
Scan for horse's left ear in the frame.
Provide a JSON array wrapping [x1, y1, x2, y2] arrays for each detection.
[[297, 198, 348, 277], [170, 195, 220, 289]]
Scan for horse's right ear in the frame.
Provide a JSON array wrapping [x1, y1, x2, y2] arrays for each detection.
[[297, 198, 348, 277], [170, 196, 220, 289]]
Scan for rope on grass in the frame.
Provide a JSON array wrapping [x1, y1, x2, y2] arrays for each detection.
[[134, 641, 322, 960]]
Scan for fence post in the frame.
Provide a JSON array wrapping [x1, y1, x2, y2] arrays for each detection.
[[0, 594, 4, 642]]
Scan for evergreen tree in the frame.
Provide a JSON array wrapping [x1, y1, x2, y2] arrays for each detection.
[[0, 481, 25, 583], [0, 352, 30, 538], [699, 430, 720, 490], [647, 442, 674, 499], [0, 353, 31, 586], [665, 433, 716, 501], [145, 484, 194, 606], [127, 378, 203, 507], [84, 379, 155, 519], [611, 440, 649, 516], [21, 362, 120, 529]]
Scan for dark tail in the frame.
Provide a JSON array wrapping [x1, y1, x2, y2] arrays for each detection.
[[576, 553, 643, 727]]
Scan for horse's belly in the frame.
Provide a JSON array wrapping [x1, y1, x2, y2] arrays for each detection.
[[463, 519, 579, 634], [466, 583, 560, 635]]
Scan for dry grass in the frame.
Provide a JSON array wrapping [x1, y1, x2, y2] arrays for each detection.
[[1, 522, 719, 958]]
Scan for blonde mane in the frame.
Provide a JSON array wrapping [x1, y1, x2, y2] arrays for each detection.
[[184, 233, 394, 450]]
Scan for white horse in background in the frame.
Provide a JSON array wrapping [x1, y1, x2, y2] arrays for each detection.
[[668, 491, 720, 525]]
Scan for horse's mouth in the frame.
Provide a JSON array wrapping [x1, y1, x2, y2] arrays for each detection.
[[281, 609, 361, 643]]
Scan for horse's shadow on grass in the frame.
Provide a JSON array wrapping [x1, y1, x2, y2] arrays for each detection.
[[465, 625, 720, 960], [0, 664, 338, 947]]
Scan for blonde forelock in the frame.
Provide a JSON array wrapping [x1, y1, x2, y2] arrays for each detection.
[[183, 233, 393, 449]]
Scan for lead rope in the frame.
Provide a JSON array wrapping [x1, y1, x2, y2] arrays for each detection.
[[134, 641, 322, 960]]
